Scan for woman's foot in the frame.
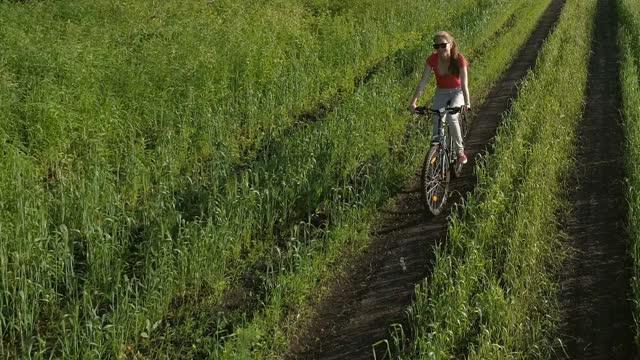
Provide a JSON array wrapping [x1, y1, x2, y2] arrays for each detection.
[[458, 151, 468, 164]]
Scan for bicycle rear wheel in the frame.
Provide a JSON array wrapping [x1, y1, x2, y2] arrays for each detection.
[[421, 144, 450, 216]]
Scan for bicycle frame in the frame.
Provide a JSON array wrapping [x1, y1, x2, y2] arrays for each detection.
[[432, 108, 458, 169], [422, 106, 463, 170]]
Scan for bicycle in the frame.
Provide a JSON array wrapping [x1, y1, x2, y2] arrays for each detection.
[[413, 105, 469, 216]]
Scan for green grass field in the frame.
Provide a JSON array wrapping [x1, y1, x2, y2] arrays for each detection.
[[1, 0, 629, 358], [0, 0, 537, 357]]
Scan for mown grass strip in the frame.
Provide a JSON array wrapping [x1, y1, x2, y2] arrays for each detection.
[[619, 0, 640, 351], [405, 0, 595, 357]]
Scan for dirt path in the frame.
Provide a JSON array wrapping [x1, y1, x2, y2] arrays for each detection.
[[556, 0, 636, 358], [287, 1, 565, 359]]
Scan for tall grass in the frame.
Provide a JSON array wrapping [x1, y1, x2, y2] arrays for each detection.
[[405, 0, 596, 357], [619, 0, 640, 351], [0, 0, 534, 358]]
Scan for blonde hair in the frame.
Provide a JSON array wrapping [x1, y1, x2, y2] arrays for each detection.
[[433, 31, 461, 76]]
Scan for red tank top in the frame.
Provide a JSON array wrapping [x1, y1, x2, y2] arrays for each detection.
[[426, 52, 468, 89]]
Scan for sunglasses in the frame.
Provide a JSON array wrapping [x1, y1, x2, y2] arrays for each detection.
[[433, 42, 449, 49]]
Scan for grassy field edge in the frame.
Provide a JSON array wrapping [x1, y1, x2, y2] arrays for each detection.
[[619, 0, 640, 351]]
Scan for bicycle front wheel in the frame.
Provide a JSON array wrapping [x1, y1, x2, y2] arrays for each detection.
[[421, 144, 450, 216]]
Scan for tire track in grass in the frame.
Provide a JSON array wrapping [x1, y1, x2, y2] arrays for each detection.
[[288, 1, 566, 359], [557, 0, 636, 358]]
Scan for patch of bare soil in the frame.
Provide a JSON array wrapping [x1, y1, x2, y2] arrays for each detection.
[[286, 1, 566, 359], [556, 0, 636, 358]]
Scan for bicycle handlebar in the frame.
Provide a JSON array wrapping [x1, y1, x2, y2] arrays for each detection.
[[412, 106, 462, 115]]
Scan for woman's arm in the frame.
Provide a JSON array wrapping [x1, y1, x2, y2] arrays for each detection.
[[409, 64, 432, 111], [460, 66, 471, 110]]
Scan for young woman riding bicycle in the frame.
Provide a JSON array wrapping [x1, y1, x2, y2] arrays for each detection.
[[409, 31, 471, 164]]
